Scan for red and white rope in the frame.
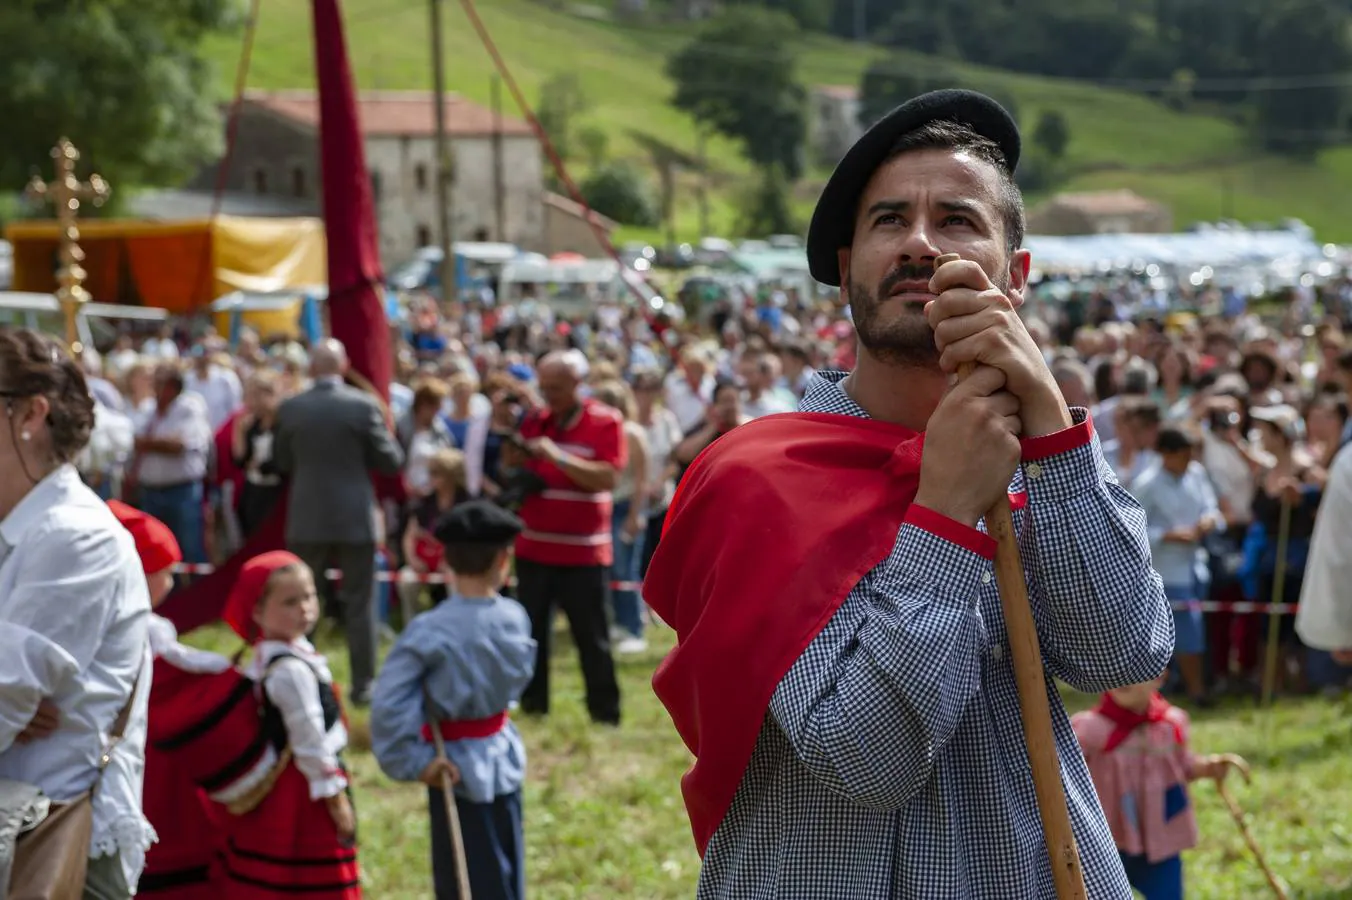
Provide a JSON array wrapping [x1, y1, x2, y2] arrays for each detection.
[[171, 563, 641, 593], [170, 564, 1291, 615]]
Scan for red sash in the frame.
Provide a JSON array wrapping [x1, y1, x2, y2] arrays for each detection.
[[420, 711, 509, 742]]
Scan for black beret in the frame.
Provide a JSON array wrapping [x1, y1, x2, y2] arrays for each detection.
[[433, 500, 524, 547], [806, 89, 1021, 287]]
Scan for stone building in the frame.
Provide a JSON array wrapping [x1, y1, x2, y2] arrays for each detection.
[[807, 85, 864, 166], [1027, 189, 1173, 235], [188, 90, 548, 264]]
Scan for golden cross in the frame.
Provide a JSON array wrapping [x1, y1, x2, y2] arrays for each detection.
[[24, 138, 111, 353]]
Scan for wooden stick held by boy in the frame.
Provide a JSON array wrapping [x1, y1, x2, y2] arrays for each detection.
[[369, 500, 538, 900], [427, 691, 473, 899]]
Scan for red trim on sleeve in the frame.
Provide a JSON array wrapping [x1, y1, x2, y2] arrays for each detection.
[[1020, 414, 1095, 461], [903, 505, 997, 559]]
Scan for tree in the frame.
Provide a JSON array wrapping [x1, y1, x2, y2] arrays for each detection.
[[874, 7, 958, 58], [857, 62, 1018, 133], [726, 0, 832, 31], [536, 74, 590, 163], [736, 165, 797, 238], [1252, 0, 1352, 157], [580, 162, 659, 227], [1032, 110, 1070, 159], [0, 0, 235, 193], [666, 7, 808, 178], [577, 125, 610, 169]]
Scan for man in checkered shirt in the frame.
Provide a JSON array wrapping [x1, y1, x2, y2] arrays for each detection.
[[645, 90, 1175, 899]]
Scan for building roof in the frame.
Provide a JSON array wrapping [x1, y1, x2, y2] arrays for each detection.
[[542, 191, 617, 231], [813, 85, 859, 101], [1039, 189, 1166, 216], [129, 188, 320, 220], [243, 90, 534, 138]]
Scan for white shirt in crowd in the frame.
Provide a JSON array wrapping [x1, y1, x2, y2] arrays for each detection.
[[742, 390, 795, 420], [1201, 429, 1257, 525], [1296, 444, 1352, 652], [184, 364, 244, 433], [663, 370, 714, 433], [643, 407, 683, 513], [1130, 459, 1220, 587], [139, 338, 179, 361], [135, 393, 213, 487], [0, 466, 154, 887], [78, 400, 136, 482]]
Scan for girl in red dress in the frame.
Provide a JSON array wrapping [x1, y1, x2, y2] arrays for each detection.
[[108, 500, 229, 900], [217, 551, 362, 898]]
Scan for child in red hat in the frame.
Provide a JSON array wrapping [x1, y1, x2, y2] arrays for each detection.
[[216, 551, 362, 899], [107, 499, 231, 900]]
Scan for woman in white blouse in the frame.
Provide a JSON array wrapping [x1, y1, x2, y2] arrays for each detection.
[[0, 328, 153, 899]]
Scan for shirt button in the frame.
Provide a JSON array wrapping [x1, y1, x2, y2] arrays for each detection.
[[990, 645, 1005, 661], [1026, 462, 1044, 479], [981, 571, 993, 584]]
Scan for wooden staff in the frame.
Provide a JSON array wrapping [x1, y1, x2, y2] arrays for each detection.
[[935, 253, 1087, 900], [426, 696, 473, 899], [1212, 755, 1289, 899], [1260, 496, 1294, 708]]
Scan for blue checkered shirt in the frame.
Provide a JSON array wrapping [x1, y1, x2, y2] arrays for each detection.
[[695, 371, 1175, 899]]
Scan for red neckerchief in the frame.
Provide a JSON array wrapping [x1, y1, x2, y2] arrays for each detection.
[[1094, 691, 1184, 753], [644, 411, 925, 856]]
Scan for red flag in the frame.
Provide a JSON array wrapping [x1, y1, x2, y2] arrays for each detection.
[[162, 0, 397, 633], [313, 0, 392, 400]]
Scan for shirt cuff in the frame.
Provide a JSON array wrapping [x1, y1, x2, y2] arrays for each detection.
[[308, 769, 349, 801], [1019, 410, 1105, 505], [902, 505, 997, 560], [889, 511, 995, 602], [1020, 408, 1095, 460]]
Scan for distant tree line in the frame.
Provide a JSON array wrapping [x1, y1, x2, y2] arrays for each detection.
[[722, 0, 1352, 159]]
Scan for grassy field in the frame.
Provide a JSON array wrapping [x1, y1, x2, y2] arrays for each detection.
[[182, 612, 1352, 899], [198, 0, 1352, 245]]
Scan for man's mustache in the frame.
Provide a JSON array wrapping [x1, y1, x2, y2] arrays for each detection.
[[878, 263, 936, 297]]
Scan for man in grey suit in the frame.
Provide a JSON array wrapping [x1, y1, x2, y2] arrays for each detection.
[[273, 338, 404, 704]]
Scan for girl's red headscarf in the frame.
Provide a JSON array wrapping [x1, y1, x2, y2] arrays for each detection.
[[223, 551, 304, 642], [107, 500, 182, 576]]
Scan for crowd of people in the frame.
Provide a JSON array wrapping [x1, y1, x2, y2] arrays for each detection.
[[73, 271, 1352, 703], [0, 240, 1350, 896]]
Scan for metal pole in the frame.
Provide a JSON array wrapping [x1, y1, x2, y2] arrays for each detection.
[[429, 0, 455, 301], [492, 74, 506, 242]]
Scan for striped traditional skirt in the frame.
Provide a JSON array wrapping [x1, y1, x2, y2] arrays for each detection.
[[218, 763, 362, 898]]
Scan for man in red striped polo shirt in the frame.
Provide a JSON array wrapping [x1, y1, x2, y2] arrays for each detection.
[[512, 350, 626, 725]]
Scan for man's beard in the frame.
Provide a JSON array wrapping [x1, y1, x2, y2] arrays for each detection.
[[848, 261, 1008, 367]]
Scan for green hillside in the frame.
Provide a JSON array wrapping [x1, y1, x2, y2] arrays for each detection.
[[203, 0, 1352, 242]]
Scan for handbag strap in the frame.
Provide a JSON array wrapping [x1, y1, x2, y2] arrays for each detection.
[[97, 667, 143, 774]]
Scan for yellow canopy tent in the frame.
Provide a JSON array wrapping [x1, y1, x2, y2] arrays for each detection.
[[3, 216, 327, 315]]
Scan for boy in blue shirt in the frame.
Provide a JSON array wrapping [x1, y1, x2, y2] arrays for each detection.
[[371, 501, 537, 900]]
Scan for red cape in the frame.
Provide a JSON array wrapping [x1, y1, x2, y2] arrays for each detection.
[[644, 412, 925, 855]]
